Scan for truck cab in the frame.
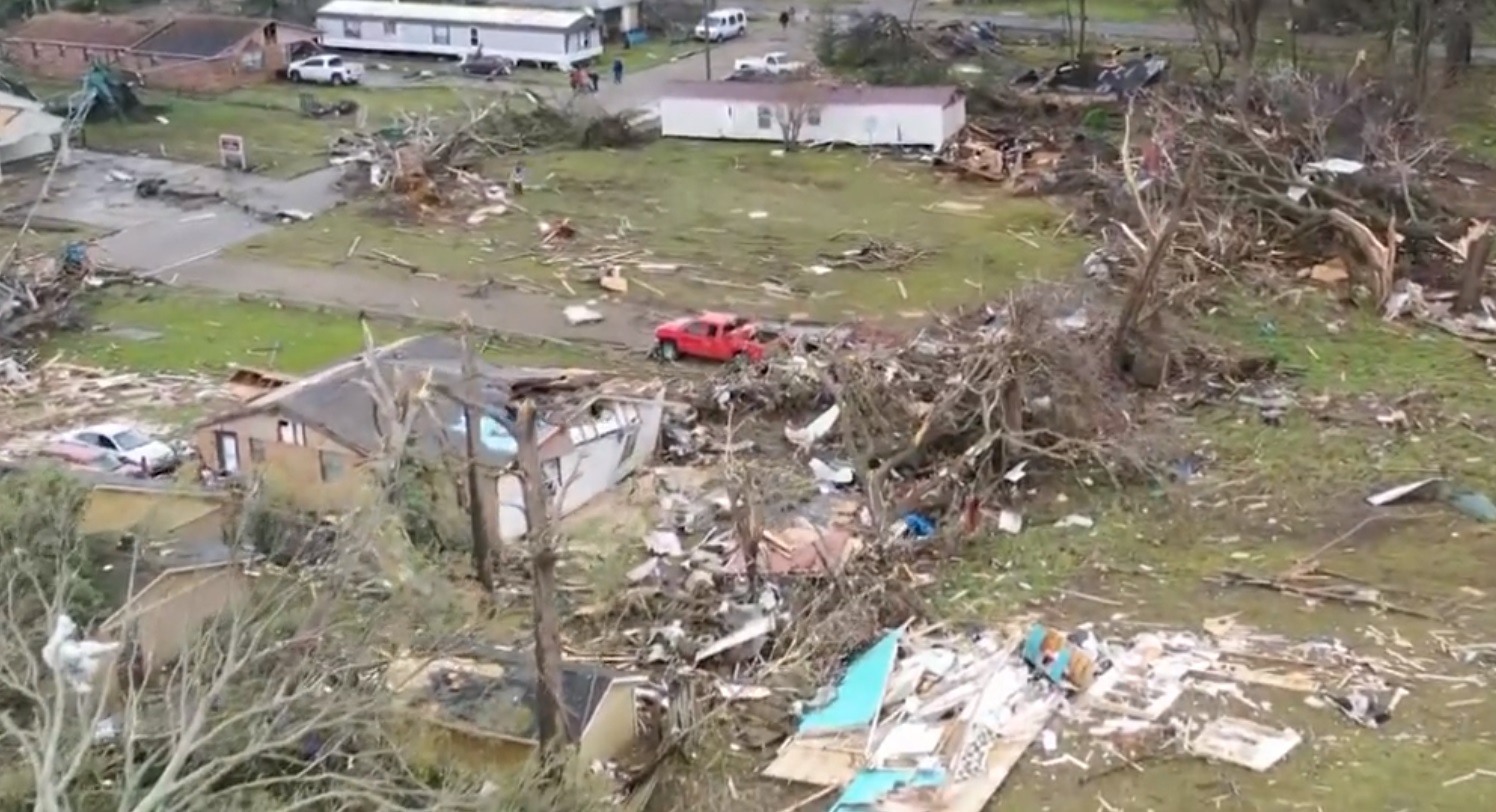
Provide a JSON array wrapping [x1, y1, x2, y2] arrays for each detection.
[[654, 312, 770, 363]]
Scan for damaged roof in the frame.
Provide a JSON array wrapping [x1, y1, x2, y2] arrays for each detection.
[[132, 16, 275, 57], [208, 334, 601, 464], [385, 645, 642, 743], [3, 12, 314, 55], [4, 12, 159, 47]]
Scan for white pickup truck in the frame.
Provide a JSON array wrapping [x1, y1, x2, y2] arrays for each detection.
[[288, 55, 365, 86], [732, 52, 805, 75]]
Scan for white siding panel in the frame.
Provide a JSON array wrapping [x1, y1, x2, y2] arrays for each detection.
[[660, 98, 956, 148], [497, 473, 527, 540], [316, 13, 599, 63]]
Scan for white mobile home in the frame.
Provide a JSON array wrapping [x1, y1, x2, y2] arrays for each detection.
[[481, 0, 644, 38], [315, 0, 602, 67], [658, 82, 966, 149]]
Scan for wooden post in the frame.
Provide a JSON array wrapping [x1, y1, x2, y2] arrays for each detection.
[[461, 338, 497, 597], [514, 400, 568, 755], [1457, 234, 1493, 313]]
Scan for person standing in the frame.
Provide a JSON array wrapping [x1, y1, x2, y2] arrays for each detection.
[[779, 9, 789, 31], [510, 162, 525, 196], [612, 56, 624, 84], [588, 69, 600, 91]]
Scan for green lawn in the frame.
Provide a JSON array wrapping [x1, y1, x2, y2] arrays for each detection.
[[82, 85, 499, 178], [232, 141, 1089, 320], [47, 289, 610, 374], [944, 0, 1180, 22], [601, 38, 702, 73]]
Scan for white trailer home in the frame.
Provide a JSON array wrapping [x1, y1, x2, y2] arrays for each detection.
[[658, 82, 966, 149], [314, 0, 602, 67]]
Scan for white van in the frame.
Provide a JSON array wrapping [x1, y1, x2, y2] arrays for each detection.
[[695, 8, 747, 42]]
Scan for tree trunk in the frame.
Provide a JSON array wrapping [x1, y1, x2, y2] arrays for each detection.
[[1457, 234, 1494, 313], [1444, 1, 1474, 84], [1410, 0, 1438, 100], [1076, 0, 1088, 57], [461, 343, 496, 598], [514, 400, 568, 755]]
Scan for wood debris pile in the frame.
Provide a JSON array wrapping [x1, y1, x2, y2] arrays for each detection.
[[764, 613, 1455, 811], [330, 98, 652, 218], [937, 119, 1114, 195], [1111, 71, 1472, 284], [0, 248, 135, 372], [690, 288, 1148, 513], [679, 284, 1275, 533]]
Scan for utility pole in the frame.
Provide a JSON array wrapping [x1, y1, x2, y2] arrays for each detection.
[[703, 0, 714, 80], [515, 400, 567, 758]]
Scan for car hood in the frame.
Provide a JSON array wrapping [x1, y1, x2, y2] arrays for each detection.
[[124, 441, 177, 462]]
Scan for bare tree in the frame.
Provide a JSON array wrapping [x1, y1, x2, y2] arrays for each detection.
[[512, 400, 567, 758], [1178, 0, 1267, 92], [773, 85, 821, 151], [0, 483, 445, 812]]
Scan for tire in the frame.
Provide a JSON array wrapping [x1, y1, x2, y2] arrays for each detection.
[[331, 73, 345, 86], [657, 340, 680, 362], [289, 70, 302, 82]]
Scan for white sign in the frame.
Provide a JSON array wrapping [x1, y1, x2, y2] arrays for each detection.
[[219, 133, 247, 171]]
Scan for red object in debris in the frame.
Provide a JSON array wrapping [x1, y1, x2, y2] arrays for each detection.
[[653, 311, 772, 364]]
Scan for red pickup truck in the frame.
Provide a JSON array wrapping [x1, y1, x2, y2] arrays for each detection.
[[654, 312, 774, 363]]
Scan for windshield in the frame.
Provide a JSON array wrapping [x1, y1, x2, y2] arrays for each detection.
[[113, 430, 153, 451]]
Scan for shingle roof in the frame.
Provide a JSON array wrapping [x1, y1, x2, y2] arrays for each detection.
[[4, 12, 159, 47], [229, 334, 595, 466], [391, 644, 637, 742], [130, 17, 265, 57], [663, 81, 961, 107]]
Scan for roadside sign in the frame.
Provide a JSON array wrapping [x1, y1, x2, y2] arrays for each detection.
[[219, 134, 247, 171]]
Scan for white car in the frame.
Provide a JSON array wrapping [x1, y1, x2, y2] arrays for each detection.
[[62, 423, 179, 475], [695, 7, 747, 42], [288, 55, 365, 86]]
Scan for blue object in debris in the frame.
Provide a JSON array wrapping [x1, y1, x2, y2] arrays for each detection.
[[829, 768, 946, 811], [61, 241, 87, 270], [901, 511, 935, 539], [799, 631, 901, 736], [1022, 625, 1072, 685]]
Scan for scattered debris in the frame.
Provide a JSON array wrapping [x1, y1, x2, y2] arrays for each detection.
[[1366, 478, 1496, 521], [331, 97, 652, 218]]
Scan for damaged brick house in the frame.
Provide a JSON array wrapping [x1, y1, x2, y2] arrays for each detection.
[[192, 335, 663, 537], [2, 12, 320, 93]]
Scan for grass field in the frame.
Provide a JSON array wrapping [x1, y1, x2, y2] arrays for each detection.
[[957, 0, 1181, 22], [232, 141, 1089, 321], [46, 289, 611, 374], [82, 84, 499, 178]]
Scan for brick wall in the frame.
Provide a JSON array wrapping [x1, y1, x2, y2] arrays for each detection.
[[1, 26, 317, 92]]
